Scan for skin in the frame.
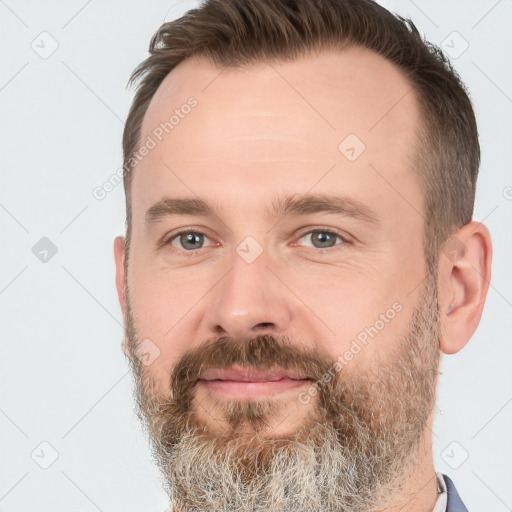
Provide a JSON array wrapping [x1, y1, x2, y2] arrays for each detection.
[[114, 47, 492, 510]]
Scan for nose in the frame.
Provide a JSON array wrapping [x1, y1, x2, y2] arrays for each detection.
[[203, 249, 294, 341]]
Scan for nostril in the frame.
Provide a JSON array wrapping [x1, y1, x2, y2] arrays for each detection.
[[214, 325, 228, 335], [256, 322, 273, 329]]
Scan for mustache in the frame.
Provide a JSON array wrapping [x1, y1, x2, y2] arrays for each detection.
[[137, 333, 374, 452], [170, 334, 336, 397]]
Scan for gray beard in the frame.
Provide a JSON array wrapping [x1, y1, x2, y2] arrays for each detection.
[[124, 273, 440, 512]]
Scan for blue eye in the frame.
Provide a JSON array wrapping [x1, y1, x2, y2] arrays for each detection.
[[164, 228, 348, 255], [296, 229, 346, 249], [169, 231, 213, 251]]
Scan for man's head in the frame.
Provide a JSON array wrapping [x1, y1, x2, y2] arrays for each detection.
[[114, 1, 492, 510]]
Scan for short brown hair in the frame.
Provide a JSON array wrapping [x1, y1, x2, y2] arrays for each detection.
[[122, 0, 479, 274]]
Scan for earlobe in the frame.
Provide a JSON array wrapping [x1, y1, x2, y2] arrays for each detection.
[[113, 236, 127, 315], [437, 221, 492, 355]]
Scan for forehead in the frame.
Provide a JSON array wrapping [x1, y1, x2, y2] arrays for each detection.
[[132, 46, 421, 224]]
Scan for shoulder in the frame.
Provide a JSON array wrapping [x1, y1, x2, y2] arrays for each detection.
[[441, 473, 470, 512]]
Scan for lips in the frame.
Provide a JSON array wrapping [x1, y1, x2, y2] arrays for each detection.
[[200, 367, 309, 382], [197, 368, 311, 398]]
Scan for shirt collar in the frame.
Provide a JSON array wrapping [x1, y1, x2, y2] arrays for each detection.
[[432, 471, 448, 512]]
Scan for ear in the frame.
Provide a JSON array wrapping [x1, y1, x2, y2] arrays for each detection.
[[437, 221, 492, 355], [114, 235, 127, 314], [114, 236, 131, 357]]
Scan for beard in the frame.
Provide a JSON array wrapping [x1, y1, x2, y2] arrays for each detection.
[[122, 272, 440, 512]]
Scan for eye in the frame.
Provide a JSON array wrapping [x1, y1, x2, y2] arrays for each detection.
[[168, 230, 214, 251], [295, 229, 347, 249]]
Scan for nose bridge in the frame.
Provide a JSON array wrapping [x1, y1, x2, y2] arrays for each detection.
[[205, 243, 293, 339]]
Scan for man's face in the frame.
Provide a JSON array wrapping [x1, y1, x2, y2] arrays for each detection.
[[117, 47, 441, 511]]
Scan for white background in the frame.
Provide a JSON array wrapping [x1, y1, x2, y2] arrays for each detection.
[[1, 1, 511, 510]]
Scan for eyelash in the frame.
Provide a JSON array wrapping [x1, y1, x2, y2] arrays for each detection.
[[163, 227, 350, 256]]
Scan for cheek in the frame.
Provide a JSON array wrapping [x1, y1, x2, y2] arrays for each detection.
[[130, 250, 212, 325], [278, 265, 411, 365], [127, 260, 220, 376]]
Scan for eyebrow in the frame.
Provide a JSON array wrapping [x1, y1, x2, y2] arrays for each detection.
[[269, 193, 380, 226], [144, 193, 380, 227]]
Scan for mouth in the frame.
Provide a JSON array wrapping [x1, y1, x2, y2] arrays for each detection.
[[198, 367, 311, 398]]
